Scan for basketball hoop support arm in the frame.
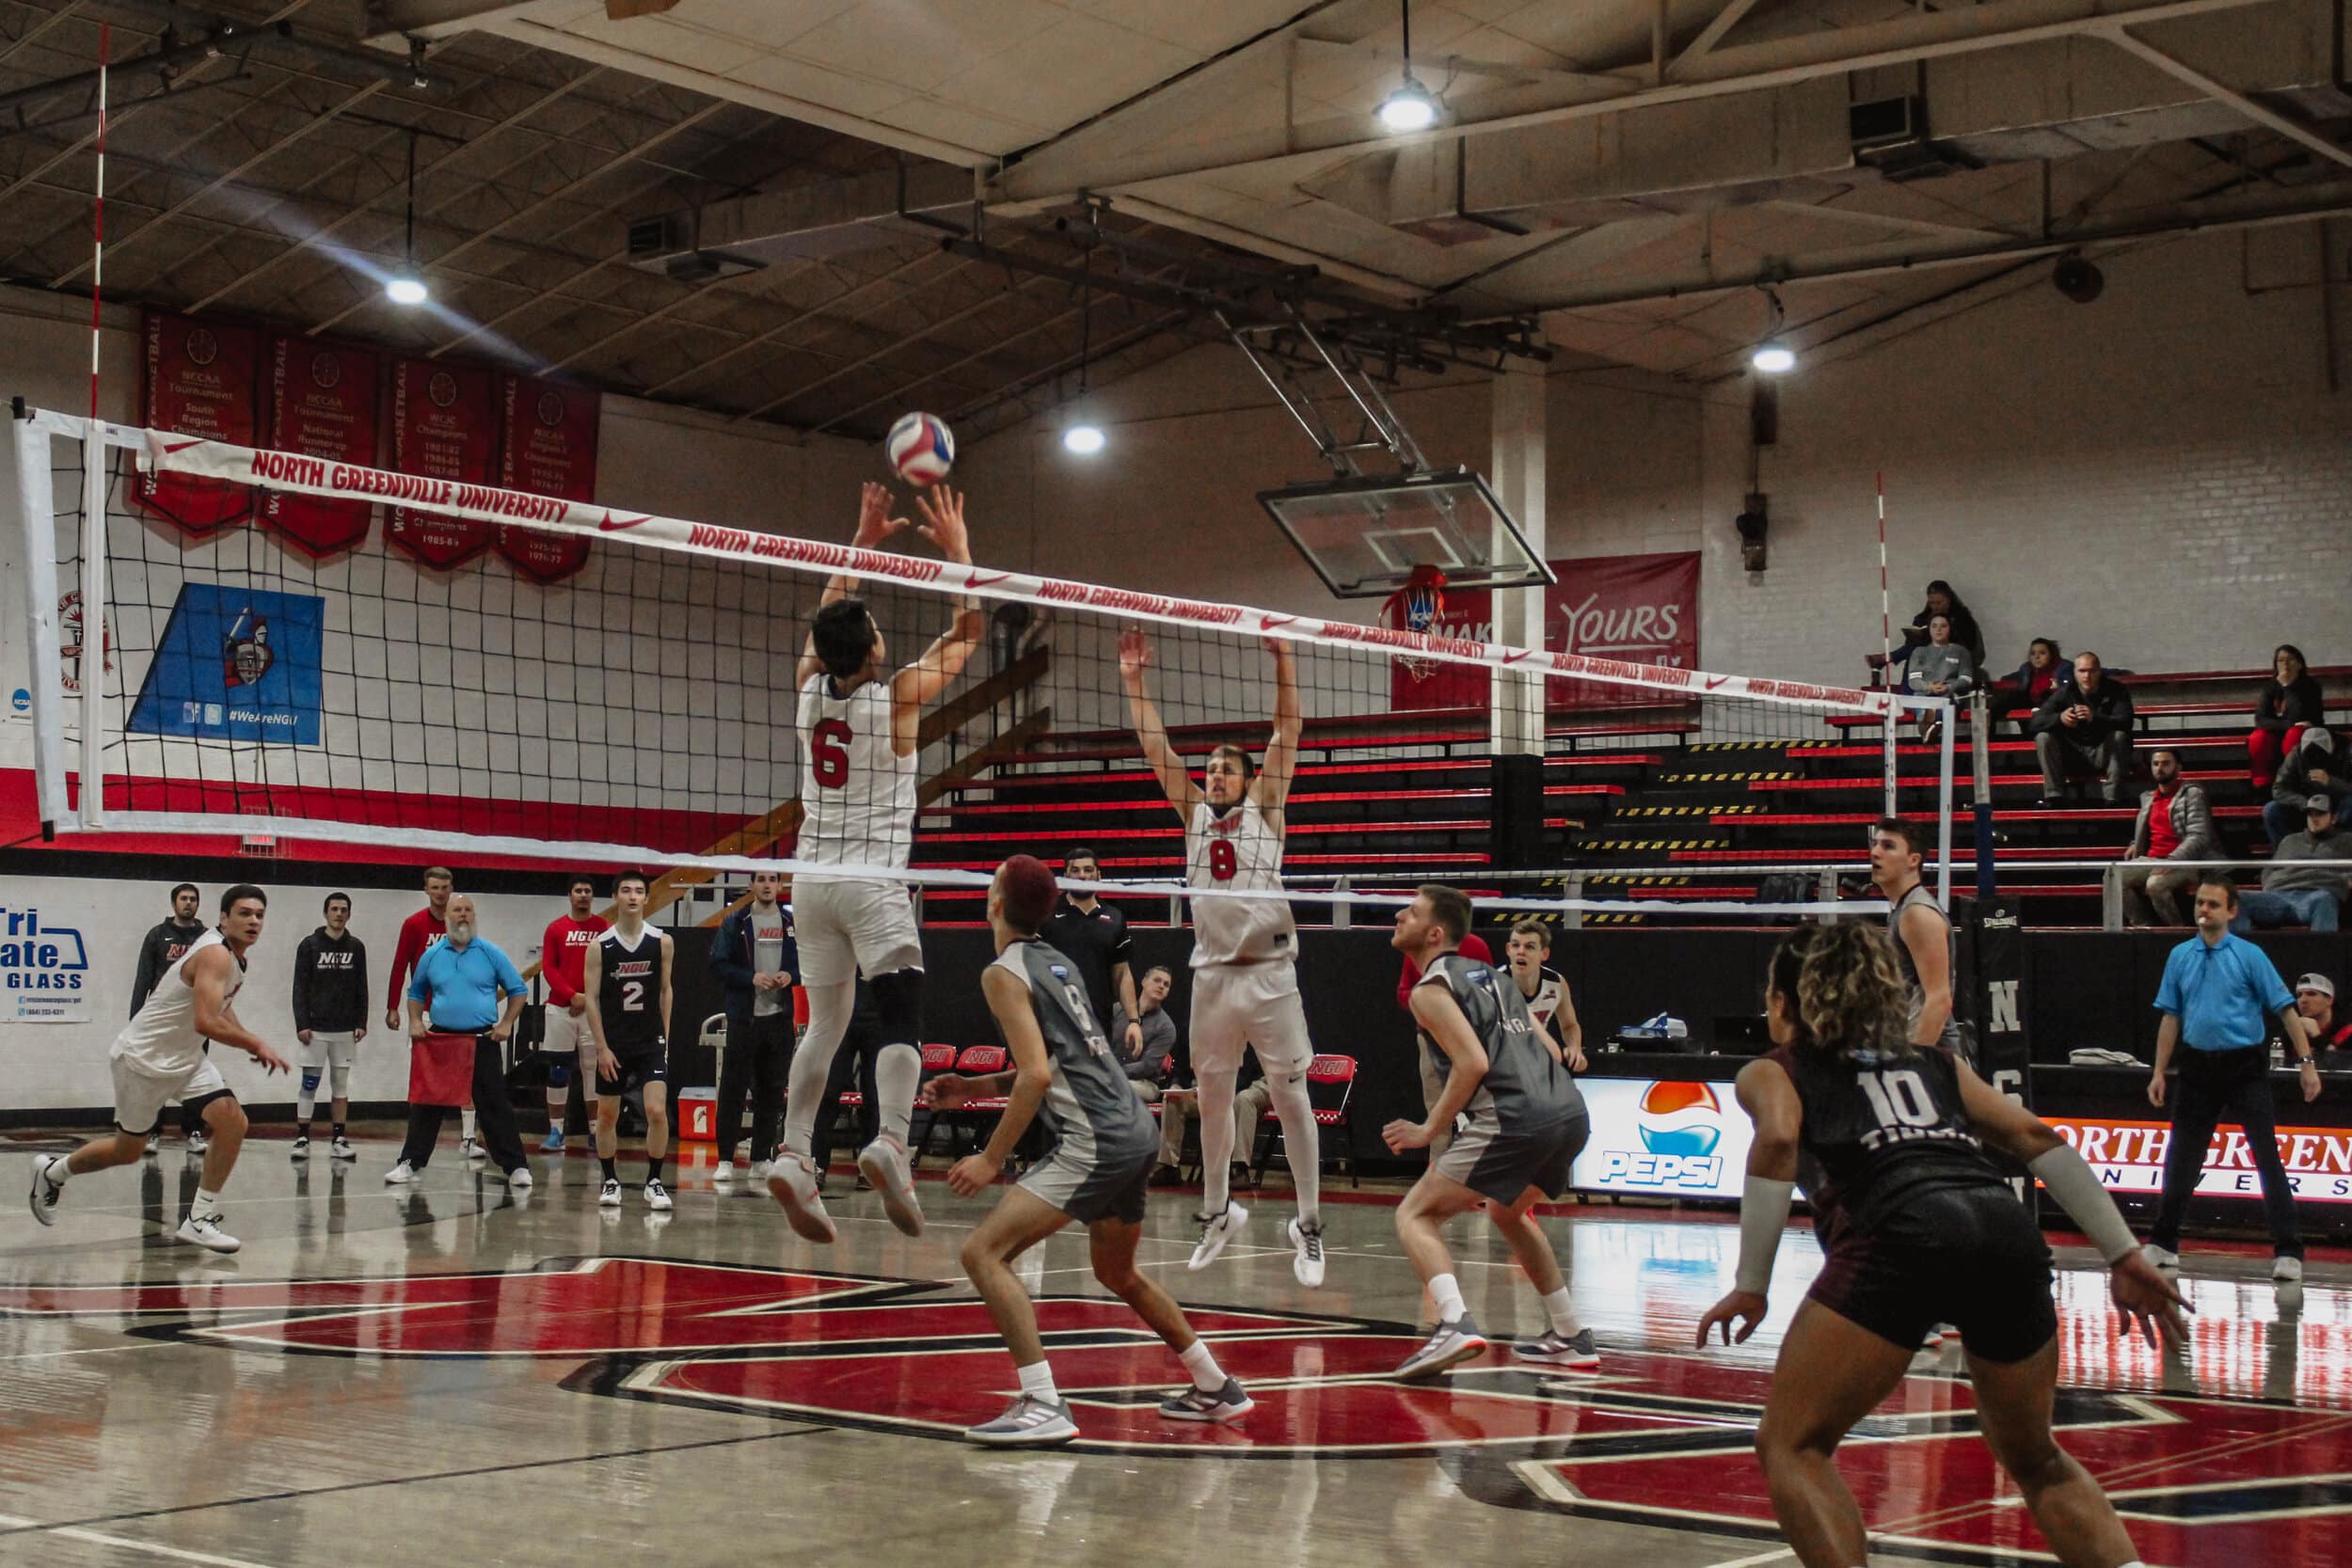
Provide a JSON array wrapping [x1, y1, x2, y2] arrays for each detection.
[[1216, 305, 1429, 478]]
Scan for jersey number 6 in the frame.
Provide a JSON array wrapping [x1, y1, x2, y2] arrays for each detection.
[[1208, 839, 1237, 881], [811, 719, 853, 789]]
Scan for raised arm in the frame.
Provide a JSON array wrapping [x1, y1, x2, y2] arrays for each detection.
[[798, 483, 910, 688], [1120, 630, 1200, 816], [890, 485, 987, 753], [1252, 638, 1302, 822]]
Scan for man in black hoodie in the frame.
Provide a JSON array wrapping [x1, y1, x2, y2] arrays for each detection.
[[291, 893, 370, 1161], [2029, 652, 2135, 805], [130, 883, 211, 1152]]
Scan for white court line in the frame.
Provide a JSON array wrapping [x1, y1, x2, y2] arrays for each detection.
[[0, 1512, 283, 1568], [0, 1341, 183, 1363], [1694, 1548, 1794, 1568]]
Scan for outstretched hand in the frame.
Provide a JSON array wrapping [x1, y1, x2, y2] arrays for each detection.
[[1120, 628, 1152, 683], [2109, 1252, 2190, 1349], [852, 482, 911, 551], [1694, 1290, 1769, 1347], [914, 484, 971, 563]]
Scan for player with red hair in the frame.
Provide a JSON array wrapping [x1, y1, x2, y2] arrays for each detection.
[[925, 855, 1253, 1446]]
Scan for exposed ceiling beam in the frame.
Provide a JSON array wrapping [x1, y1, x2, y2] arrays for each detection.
[[735, 268, 1055, 424], [1667, 0, 1770, 80], [993, 0, 2276, 206], [639, 248, 951, 398], [368, 0, 548, 35], [2096, 24, 2352, 171]]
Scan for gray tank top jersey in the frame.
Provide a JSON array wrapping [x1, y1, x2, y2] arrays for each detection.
[[1888, 884, 1963, 1050], [1415, 952, 1585, 1129], [993, 940, 1158, 1163]]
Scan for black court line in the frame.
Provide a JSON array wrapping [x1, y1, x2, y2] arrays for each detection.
[[0, 1425, 837, 1539]]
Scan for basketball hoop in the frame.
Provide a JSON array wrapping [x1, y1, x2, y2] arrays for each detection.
[[1381, 563, 1447, 681]]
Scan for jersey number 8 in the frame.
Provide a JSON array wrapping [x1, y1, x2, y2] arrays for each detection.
[[1207, 839, 1237, 881], [811, 719, 853, 789]]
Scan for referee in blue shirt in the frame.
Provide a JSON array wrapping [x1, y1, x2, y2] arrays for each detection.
[[391, 893, 532, 1183], [2144, 876, 2319, 1287]]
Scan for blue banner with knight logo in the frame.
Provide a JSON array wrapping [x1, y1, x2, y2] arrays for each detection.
[[127, 584, 326, 745]]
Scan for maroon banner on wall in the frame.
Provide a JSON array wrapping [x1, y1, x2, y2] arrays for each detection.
[[493, 376, 598, 584], [385, 357, 499, 570], [261, 337, 380, 558], [137, 311, 260, 535], [1392, 550, 1701, 711]]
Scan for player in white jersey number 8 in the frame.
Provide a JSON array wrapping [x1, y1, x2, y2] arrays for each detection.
[[1121, 629, 1328, 1286], [769, 482, 986, 1245]]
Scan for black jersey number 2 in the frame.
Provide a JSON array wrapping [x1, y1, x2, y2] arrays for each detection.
[[811, 719, 852, 789]]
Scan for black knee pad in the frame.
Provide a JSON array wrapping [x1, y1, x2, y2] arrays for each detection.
[[868, 968, 924, 1045], [183, 1088, 237, 1124], [546, 1058, 571, 1089]]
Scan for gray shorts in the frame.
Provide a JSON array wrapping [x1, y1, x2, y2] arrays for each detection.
[[1018, 1134, 1157, 1226], [1432, 1112, 1589, 1205]]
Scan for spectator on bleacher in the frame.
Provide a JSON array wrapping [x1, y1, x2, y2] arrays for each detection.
[[2234, 797, 2352, 935], [1903, 616, 1977, 699], [2266, 727, 2350, 845], [1899, 580, 1987, 668], [2030, 652, 2135, 805], [1115, 965, 1178, 1103], [2249, 643, 2324, 789], [1993, 638, 2064, 735], [2120, 750, 2217, 927], [2294, 974, 2352, 1061]]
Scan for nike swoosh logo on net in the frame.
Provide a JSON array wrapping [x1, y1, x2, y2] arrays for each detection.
[[967, 573, 1010, 589], [598, 513, 651, 532], [1706, 676, 1734, 690], [1260, 615, 1295, 630]]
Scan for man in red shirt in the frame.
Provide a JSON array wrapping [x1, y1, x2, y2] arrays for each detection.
[[1397, 929, 1491, 1011], [2118, 750, 2217, 927], [386, 866, 473, 1157], [538, 874, 611, 1154]]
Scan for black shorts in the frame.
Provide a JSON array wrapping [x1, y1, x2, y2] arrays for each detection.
[[1808, 1186, 2056, 1362], [596, 1038, 669, 1098]]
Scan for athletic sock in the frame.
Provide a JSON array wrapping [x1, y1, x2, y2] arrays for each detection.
[[600, 1157, 618, 1182], [193, 1186, 221, 1218], [46, 1157, 72, 1185], [460, 1107, 477, 1141], [1016, 1359, 1059, 1405], [872, 1042, 922, 1147], [1429, 1273, 1466, 1325], [1541, 1287, 1585, 1338], [644, 1157, 665, 1185], [295, 1121, 310, 1139], [332, 1122, 345, 1139], [1179, 1339, 1227, 1393]]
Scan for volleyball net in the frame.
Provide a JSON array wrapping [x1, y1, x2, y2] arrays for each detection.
[[8, 406, 1953, 921]]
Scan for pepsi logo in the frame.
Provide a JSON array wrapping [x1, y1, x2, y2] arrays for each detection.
[[1637, 1080, 1723, 1159]]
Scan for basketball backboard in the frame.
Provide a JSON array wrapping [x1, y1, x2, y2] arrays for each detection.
[[1258, 467, 1553, 599]]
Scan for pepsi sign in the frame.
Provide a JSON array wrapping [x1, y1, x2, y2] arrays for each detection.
[[1571, 1077, 1752, 1199]]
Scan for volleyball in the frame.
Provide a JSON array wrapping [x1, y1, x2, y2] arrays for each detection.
[[886, 411, 954, 486]]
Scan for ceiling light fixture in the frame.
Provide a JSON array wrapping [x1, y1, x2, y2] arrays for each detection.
[[1062, 212, 1107, 457], [1377, 2, 1438, 133], [1061, 424, 1105, 454], [1751, 285, 1795, 374], [385, 129, 427, 308]]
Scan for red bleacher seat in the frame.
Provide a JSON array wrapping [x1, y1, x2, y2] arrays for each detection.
[[1248, 1053, 1360, 1189]]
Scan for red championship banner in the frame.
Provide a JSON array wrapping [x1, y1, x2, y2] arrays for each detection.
[[137, 311, 260, 534], [1393, 550, 1701, 711], [387, 357, 499, 570], [494, 376, 599, 583], [261, 337, 379, 558]]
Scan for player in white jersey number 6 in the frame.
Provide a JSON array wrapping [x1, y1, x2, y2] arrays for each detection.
[[1122, 628, 1327, 1285], [770, 482, 985, 1244]]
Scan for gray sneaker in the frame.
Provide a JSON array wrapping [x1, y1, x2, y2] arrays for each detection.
[[1395, 1314, 1488, 1381], [964, 1395, 1078, 1447], [1158, 1377, 1254, 1424], [1512, 1327, 1598, 1369], [27, 1155, 65, 1227]]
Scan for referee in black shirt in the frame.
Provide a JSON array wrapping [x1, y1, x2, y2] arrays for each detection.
[[1041, 847, 1143, 1056]]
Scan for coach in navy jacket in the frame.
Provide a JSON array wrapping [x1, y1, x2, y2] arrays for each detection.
[[707, 874, 800, 1172]]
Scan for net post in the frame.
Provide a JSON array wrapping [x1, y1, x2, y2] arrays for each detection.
[[10, 408, 68, 833], [1816, 865, 1839, 921], [1881, 696, 1899, 816], [1331, 875, 1351, 930], [1936, 697, 1956, 907], [2101, 863, 2123, 932], [1487, 363, 1546, 758], [75, 416, 106, 830], [1560, 870, 1583, 930], [1969, 689, 1994, 900]]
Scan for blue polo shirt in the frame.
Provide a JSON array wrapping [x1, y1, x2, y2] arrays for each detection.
[[2153, 931, 2294, 1051], [407, 936, 527, 1032]]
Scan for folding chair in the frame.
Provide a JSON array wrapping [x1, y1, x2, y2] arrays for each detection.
[[1249, 1054, 1360, 1189]]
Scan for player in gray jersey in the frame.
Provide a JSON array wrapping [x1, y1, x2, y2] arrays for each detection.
[[1870, 816, 1962, 1053], [926, 856, 1254, 1447], [1384, 885, 1597, 1380]]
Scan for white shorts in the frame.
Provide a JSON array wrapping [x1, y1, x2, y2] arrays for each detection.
[[792, 876, 923, 987], [111, 1054, 228, 1137], [297, 1030, 361, 1074], [1188, 962, 1311, 1084], [542, 1005, 596, 1069]]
